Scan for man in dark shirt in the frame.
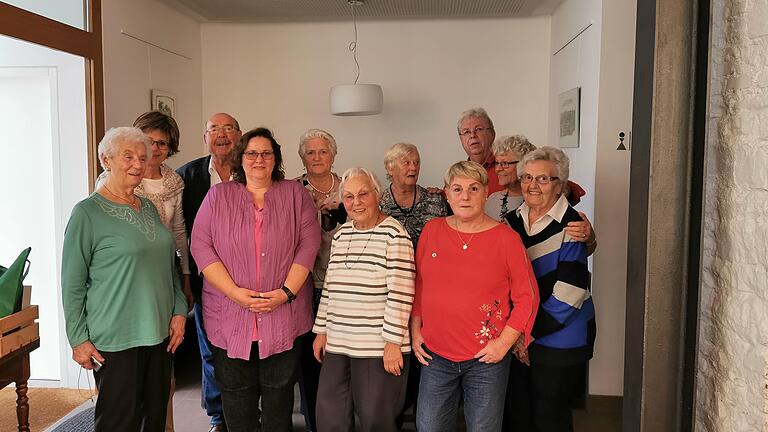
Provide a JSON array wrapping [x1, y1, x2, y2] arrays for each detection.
[[177, 112, 242, 432]]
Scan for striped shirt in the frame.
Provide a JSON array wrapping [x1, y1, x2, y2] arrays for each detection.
[[313, 216, 415, 358]]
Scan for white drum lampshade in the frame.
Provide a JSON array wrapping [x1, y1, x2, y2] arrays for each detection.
[[329, 84, 383, 116]]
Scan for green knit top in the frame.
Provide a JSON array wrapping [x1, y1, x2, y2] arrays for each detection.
[[62, 193, 187, 351]]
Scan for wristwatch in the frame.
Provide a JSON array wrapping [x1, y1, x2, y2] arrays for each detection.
[[281, 285, 297, 303]]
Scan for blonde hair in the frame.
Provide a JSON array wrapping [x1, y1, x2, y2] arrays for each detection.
[[443, 160, 488, 187]]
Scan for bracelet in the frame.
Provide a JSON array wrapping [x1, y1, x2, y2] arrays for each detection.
[[281, 285, 297, 303]]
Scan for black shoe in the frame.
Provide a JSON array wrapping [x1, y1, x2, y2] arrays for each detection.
[[208, 425, 227, 432]]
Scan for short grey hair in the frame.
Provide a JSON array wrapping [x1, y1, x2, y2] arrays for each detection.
[[492, 135, 537, 158], [298, 129, 338, 159], [456, 107, 495, 132], [383, 142, 419, 180], [339, 167, 382, 201], [97, 127, 152, 170], [443, 160, 488, 188], [518, 146, 570, 184]]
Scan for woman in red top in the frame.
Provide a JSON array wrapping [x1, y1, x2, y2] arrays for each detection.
[[411, 160, 539, 432]]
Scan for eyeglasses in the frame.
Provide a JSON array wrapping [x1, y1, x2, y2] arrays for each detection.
[[495, 160, 519, 169], [458, 127, 493, 137], [243, 150, 275, 161], [150, 139, 169, 149], [519, 174, 560, 185], [206, 125, 239, 134], [342, 190, 374, 203]]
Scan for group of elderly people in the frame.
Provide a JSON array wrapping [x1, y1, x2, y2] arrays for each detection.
[[61, 107, 597, 432]]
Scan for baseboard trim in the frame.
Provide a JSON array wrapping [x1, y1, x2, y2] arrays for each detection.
[[586, 395, 623, 414]]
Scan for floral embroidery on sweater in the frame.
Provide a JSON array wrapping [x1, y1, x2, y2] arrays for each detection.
[[475, 299, 504, 344]]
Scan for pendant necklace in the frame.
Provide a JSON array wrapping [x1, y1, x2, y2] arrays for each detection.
[[344, 214, 384, 269], [453, 219, 476, 250], [103, 185, 139, 210], [306, 174, 335, 199]]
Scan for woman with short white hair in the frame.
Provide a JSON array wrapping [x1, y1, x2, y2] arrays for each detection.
[[294, 128, 345, 431], [62, 127, 187, 431], [313, 167, 415, 432], [381, 142, 447, 247], [504, 146, 596, 432]]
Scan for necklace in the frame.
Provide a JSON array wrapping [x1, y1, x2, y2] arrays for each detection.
[[390, 184, 417, 215], [306, 174, 335, 198], [345, 214, 385, 268], [453, 219, 477, 250], [103, 185, 139, 210], [499, 191, 509, 219]]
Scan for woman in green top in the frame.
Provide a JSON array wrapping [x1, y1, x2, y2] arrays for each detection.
[[61, 127, 188, 431]]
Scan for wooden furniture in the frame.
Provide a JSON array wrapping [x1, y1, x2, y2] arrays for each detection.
[[0, 306, 40, 432]]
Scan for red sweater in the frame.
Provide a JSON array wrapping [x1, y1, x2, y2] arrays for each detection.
[[412, 218, 539, 362]]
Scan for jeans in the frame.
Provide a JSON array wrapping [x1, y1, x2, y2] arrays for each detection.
[[416, 347, 511, 432], [212, 339, 301, 432], [194, 302, 224, 426]]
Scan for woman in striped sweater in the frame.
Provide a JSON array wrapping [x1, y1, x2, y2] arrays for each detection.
[[312, 167, 416, 432], [504, 147, 596, 432]]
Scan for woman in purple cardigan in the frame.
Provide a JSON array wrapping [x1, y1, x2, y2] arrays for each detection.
[[191, 127, 320, 432]]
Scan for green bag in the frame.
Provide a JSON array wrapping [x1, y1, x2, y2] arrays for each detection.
[[0, 247, 31, 318]]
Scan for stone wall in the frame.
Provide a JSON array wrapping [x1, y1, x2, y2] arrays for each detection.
[[697, 0, 768, 430]]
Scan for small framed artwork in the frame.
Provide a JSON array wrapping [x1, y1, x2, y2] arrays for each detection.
[[558, 87, 580, 148], [151, 89, 176, 118]]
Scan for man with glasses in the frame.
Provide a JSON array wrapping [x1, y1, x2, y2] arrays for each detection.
[[456, 107, 504, 195], [177, 112, 242, 432]]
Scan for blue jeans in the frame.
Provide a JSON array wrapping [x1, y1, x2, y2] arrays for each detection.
[[416, 347, 511, 432], [194, 302, 224, 425]]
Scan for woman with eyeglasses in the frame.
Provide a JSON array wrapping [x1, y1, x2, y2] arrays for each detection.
[[312, 167, 415, 432], [504, 147, 596, 432], [411, 160, 539, 432], [190, 127, 321, 432], [488, 135, 597, 252]]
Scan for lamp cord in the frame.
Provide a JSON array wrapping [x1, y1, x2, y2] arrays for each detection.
[[348, 2, 361, 84]]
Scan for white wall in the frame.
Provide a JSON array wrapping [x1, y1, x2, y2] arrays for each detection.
[[200, 18, 551, 185], [549, 0, 634, 396], [102, 0, 204, 170], [0, 36, 89, 385]]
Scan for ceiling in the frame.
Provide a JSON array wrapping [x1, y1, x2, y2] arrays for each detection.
[[160, 0, 565, 23]]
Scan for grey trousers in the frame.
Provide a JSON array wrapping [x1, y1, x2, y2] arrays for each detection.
[[316, 352, 410, 432]]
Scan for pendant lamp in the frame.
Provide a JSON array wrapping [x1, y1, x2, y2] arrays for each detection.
[[329, 0, 383, 116]]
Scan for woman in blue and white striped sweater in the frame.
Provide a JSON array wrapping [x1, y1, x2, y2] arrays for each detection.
[[504, 146, 595, 432]]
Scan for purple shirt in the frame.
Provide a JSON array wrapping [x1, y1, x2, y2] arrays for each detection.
[[191, 180, 320, 360]]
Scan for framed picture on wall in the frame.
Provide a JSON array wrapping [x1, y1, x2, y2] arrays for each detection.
[[558, 87, 580, 148], [151, 89, 176, 118]]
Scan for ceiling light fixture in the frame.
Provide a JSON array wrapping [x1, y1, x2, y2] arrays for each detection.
[[329, 0, 383, 116]]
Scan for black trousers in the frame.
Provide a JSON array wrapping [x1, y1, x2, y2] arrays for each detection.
[[93, 339, 172, 432], [316, 353, 409, 432], [211, 340, 300, 432], [503, 359, 587, 432], [299, 332, 321, 431]]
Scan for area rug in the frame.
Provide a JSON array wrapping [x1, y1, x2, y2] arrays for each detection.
[[0, 387, 93, 431], [49, 406, 94, 432]]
